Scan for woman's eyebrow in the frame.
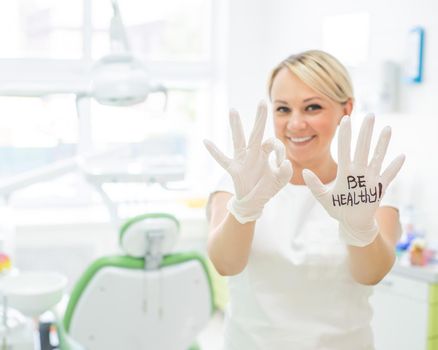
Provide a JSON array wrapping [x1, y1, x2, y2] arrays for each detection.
[[274, 97, 324, 104], [273, 99, 289, 104], [303, 97, 323, 102]]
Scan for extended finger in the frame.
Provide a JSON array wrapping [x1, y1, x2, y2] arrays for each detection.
[[369, 126, 391, 175], [302, 169, 333, 210], [380, 154, 406, 189], [354, 114, 375, 166], [302, 169, 328, 197], [338, 116, 352, 172], [203, 139, 232, 170], [247, 101, 267, 149], [229, 109, 246, 159]]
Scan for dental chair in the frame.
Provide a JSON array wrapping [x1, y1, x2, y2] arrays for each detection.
[[60, 213, 215, 350]]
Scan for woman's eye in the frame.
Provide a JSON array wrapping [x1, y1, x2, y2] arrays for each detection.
[[276, 106, 290, 113], [306, 104, 322, 111]]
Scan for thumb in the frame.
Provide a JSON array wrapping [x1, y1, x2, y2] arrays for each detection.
[[277, 159, 293, 183], [261, 138, 285, 166], [302, 169, 328, 198], [380, 154, 406, 189]]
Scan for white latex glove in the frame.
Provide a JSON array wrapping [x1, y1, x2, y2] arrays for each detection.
[[302, 114, 405, 247], [204, 101, 293, 224]]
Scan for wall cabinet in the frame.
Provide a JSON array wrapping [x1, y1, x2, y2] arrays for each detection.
[[371, 270, 438, 350]]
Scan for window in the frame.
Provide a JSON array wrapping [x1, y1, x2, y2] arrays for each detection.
[[0, 0, 221, 205], [0, 95, 78, 178], [0, 1, 83, 59]]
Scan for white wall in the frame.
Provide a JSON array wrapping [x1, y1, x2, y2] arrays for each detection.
[[228, 0, 438, 114], [225, 0, 438, 239]]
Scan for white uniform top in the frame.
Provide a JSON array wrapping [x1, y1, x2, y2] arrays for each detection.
[[208, 174, 399, 350]]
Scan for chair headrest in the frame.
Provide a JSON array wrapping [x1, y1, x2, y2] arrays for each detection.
[[119, 213, 180, 258]]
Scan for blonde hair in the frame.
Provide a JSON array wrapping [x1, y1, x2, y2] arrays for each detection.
[[268, 50, 354, 104]]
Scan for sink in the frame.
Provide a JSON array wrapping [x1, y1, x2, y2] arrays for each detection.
[[1, 271, 67, 317]]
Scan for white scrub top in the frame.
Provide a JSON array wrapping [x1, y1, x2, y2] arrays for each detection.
[[208, 174, 399, 350]]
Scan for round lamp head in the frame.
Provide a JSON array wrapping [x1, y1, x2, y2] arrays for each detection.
[[90, 53, 151, 106]]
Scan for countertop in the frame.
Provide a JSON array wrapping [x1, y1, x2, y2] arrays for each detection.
[[392, 258, 438, 284]]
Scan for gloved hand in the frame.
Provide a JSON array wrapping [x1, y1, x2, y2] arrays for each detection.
[[302, 114, 405, 247], [203, 101, 293, 224]]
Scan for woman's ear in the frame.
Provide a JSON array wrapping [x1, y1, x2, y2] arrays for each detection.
[[337, 99, 353, 125], [342, 98, 353, 117]]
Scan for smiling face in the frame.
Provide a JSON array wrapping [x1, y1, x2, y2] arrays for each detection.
[[270, 67, 352, 172]]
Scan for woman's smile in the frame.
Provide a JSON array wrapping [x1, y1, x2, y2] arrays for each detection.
[[286, 135, 316, 146]]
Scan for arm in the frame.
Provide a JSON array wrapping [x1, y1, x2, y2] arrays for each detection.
[[303, 114, 405, 286], [207, 192, 256, 276], [204, 102, 292, 276], [347, 206, 402, 285]]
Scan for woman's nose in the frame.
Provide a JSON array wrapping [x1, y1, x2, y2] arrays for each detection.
[[286, 112, 307, 130]]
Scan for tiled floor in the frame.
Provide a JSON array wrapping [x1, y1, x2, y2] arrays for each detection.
[[197, 311, 225, 350]]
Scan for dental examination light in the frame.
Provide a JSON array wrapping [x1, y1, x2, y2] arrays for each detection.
[[84, 0, 167, 107], [90, 53, 166, 107]]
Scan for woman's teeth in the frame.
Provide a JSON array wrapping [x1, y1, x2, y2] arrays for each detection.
[[288, 136, 314, 143]]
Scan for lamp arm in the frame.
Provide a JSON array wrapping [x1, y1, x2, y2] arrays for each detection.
[[0, 146, 131, 199], [149, 84, 169, 111], [110, 0, 131, 52]]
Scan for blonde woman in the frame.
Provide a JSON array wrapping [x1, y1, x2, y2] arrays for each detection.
[[204, 50, 405, 349]]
